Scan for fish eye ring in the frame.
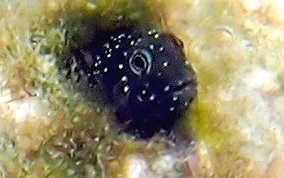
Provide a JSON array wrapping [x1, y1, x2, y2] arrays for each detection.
[[129, 49, 152, 76]]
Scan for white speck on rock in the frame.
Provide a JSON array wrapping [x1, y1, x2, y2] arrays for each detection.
[[125, 154, 162, 178], [242, 66, 279, 92], [240, 0, 261, 11], [7, 97, 51, 123]]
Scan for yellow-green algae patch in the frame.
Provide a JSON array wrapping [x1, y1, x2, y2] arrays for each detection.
[[173, 0, 247, 177], [183, 0, 284, 177]]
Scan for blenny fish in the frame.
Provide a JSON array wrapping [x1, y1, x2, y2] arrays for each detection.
[[69, 26, 197, 138]]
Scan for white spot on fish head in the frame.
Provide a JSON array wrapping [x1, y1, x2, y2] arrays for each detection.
[[95, 55, 100, 60], [121, 76, 128, 82], [185, 60, 190, 66], [124, 86, 130, 93], [148, 29, 157, 35], [163, 61, 169, 67], [184, 101, 189, 107], [93, 70, 99, 75], [137, 38, 142, 43], [164, 85, 170, 92], [142, 90, 146, 95], [103, 42, 110, 48], [137, 95, 143, 102], [159, 47, 164, 52], [149, 94, 155, 101], [178, 80, 184, 86], [118, 33, 125, 39], [118, 64, 124, 69], [173, 96, 178, 101]]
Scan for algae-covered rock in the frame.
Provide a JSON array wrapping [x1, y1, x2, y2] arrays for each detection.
[[1, 0, 284, 178]]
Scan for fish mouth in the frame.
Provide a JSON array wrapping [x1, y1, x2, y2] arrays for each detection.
[[171, 80, 194, 93], [169, 79, 197, 108]]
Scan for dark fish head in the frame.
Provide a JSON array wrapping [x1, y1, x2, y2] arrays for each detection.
[[110, 29, 197, 138], [71, 27, 197, 138]]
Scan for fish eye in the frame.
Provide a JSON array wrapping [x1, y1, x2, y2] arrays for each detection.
[[129, 49, 152, 76]]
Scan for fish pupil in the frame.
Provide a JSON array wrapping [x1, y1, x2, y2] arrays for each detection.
[[133, 54, 146, 70]]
